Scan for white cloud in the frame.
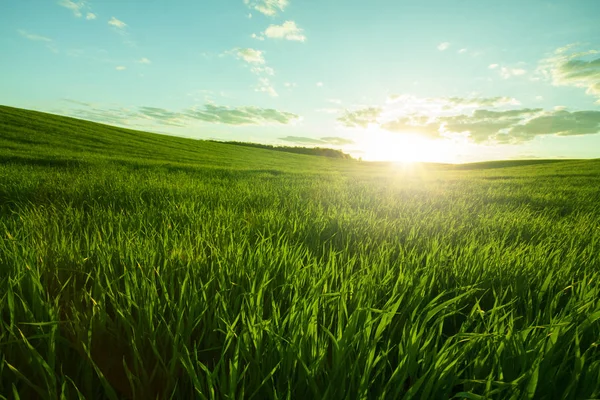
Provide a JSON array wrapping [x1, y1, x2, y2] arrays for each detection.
[[328, 98, 342, 104], [263, 21, 306, 42], [500, 66, 527, 79], [243, 0, 288, 16], [384, 94, 520, 116], [251, 66, 274, 75], [230, 48, 277, 96], [58, 0, 85, 17], [437, 42, 450, 51], [251, 33, 265, 41], [458, 48, 467, 54], [535, 95, 544, 101], [284, 82, 297, 88], [537, 45, 600, 102], [234, 48, 265, 64], [316, 82, 324, 87], [488, 63, 499, 69], [86, 12, 96, 20], [108, 16, 127, 29], [256, 77, 278, 97], [138, 57, 151, 64], [18, 29, 52, 42], [115, 66, 126, 71]]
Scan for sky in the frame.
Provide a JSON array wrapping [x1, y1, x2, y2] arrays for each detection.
[[1, 0, 600, 163]]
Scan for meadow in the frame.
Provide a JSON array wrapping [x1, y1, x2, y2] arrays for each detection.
[[1, 105, 599, 399]]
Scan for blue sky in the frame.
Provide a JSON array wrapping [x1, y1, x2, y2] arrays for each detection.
[[1, 0, 600, 162]]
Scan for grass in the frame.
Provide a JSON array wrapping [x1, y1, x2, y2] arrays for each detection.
[[1, 105, 600, 399]]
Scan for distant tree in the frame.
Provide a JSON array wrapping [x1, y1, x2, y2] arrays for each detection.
[[209, 141, 353, 159]]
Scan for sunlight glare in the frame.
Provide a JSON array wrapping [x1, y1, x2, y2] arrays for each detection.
[[359, 128, 458, 163]]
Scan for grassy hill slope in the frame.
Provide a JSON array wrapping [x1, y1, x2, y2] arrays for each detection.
[[0, 105, 352, 173], [1, 105, 600, 399]]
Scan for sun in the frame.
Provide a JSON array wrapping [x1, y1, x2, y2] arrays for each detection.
[[359, 128, 458, 163]]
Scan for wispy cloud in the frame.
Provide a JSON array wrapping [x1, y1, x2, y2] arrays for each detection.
[[499, 66, 527, 79], [437, 42, 450, 51], [488, 63, 499, 69], [138, 57, 151, 64], [108, 16, 135, 46], [18, 29, 52, 42], [279, 136, 354, 145], [115, 66, 126, 71], [58, 0, 86, 17], [243, 0, 288, 16], [18, 29, 58, 52], [256, 21, 306, 42], [86, 12, 96, 20], [233, 48, 265, 64], [338, 107, 382, 128], [458, 48, 467, 54], [186, 104, 299, 125], [316, 82, 324, 87], [255, 77, 278, 97], [385, 94, 520, 113], [537, 45, 600, 103], [230, 48, 278, 96], [63, 101, 300, 127], [108, 16, 127, 30]]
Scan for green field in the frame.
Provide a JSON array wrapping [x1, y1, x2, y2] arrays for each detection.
[[1, 105, 600, 399]]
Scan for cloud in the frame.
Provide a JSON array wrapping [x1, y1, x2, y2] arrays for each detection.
[[230, 48, 277, 96], [279, 136, 327, 144], [385, 94, 520, 113], [234, 48, 265, 64], [438, 42, 450, 51], [67, 107, 139, 126], [138, 57, 151, 64], [251, 66, 274, 75], [508, 110, 600, 141], [108, 16, 127, 29], [255, 77, 278, 97], [18, 30, 52, 42], [243, 0, 288, 16], [316, 82, 324, 87], [321, 137, 354, 145], [439, 108, 542, 142], [339, 92, 600, 144], [61, 98, 94, 107], [381, 115, 441, 138], [186, 104, 298, 125], [86, 12, 96, 20], [284, 82, 297, 88], [279, 136, 355, 145], [500, 67, 527, 79], [115, 66, 126, 70], [444, 96, 520, 108], [262, 21, 306, 42], [458, 48, 467, 54], [489, 64, 499, 69], [63, 100, 300, 127], [380, 108, 600, 144], [58, 0, 85, 17], [537, 46, 600, 103], [337, 107, 382, 128], [138, 107, 186, 126]]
